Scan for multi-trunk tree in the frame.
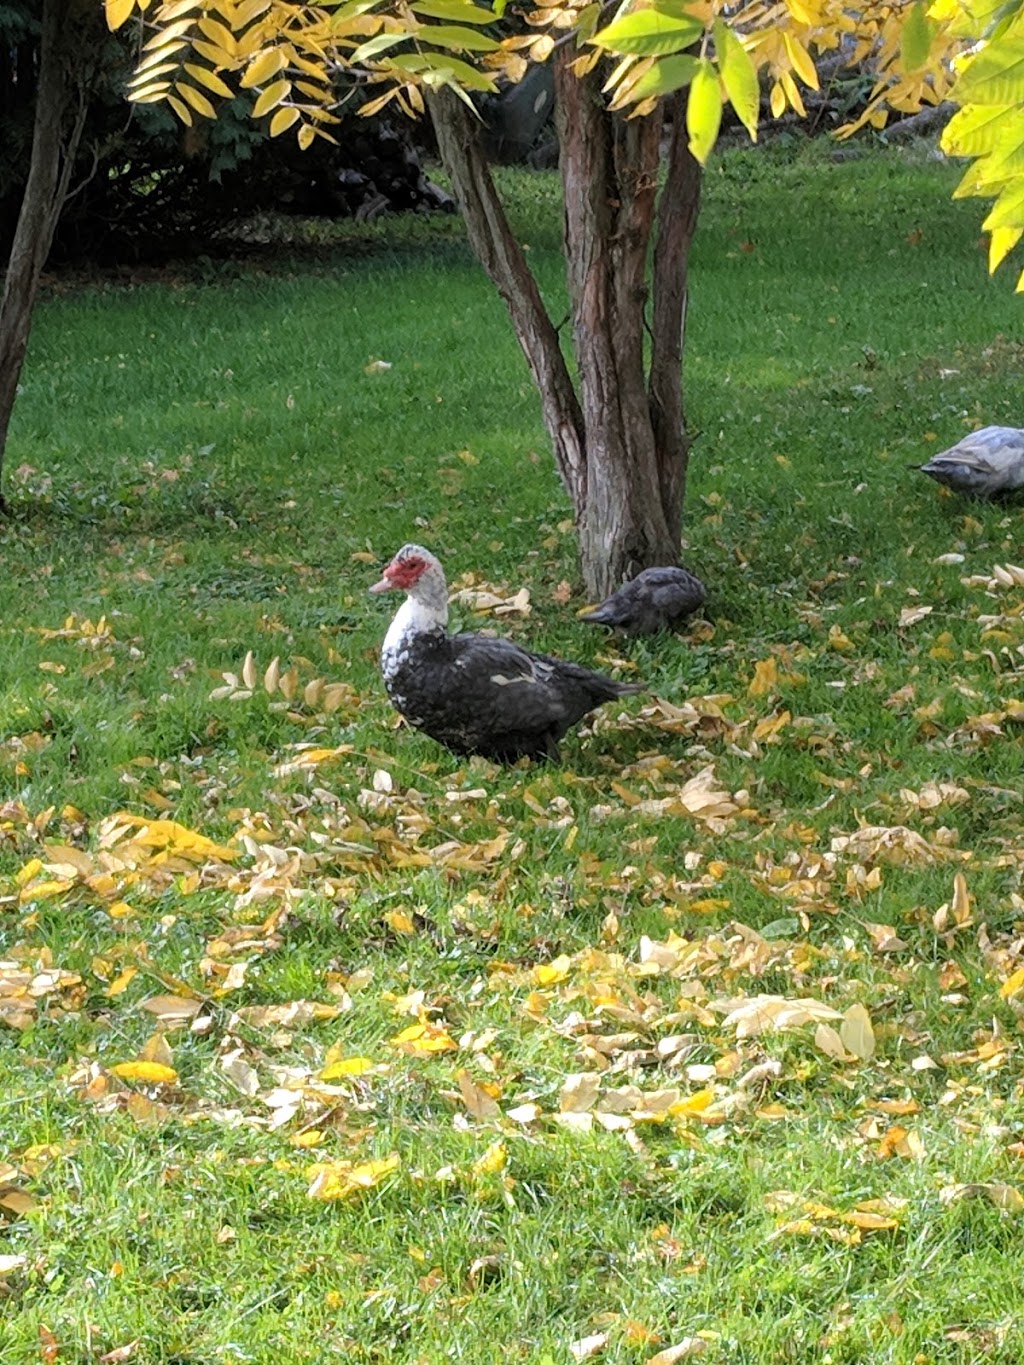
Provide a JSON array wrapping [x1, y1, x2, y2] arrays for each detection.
[[101, 0, 1024, 592]]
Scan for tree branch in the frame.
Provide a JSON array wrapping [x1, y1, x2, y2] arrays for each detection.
[[426, 87, 586, 507]]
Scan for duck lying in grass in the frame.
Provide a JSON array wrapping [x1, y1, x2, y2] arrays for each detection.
[[579, 565, 706, 636], [914, 426, 1024, 497]]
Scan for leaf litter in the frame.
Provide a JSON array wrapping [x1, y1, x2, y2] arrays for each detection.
[[5, 603, 1024, 1356]]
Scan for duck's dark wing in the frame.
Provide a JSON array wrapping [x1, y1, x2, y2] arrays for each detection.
[[384, 629, 640, 761], [641, 568, 706, 617], [582, 567, 705, 632], [448, 633, 640, 725]]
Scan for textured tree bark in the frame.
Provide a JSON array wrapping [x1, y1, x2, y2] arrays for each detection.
[[430, 67, 702, 599], [649, 93, 703, 546], [555, 51, 677, 596], [0, 0, 83, 508]]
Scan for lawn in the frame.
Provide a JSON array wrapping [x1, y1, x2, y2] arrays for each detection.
[[1, 143, 1024, 1364]]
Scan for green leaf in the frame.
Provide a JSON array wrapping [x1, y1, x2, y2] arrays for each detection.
[[575, 3, 602, 42], [715, 20, 758, 139], [901, 1, 934, 72], [686, 58, 722, 164], [980, 128, 1024, 179], [941, 102, 1019, 157], [625, 53, 699, 102], [412, 0, 495, 19], [650, 0, 703, 16], [952, 154, 1013, 199], [982, 180, 1024, 229], [391, 49, 496, 89], [330, 0, 381, 16], [349, 32, 410, 63], [419, 23, 500, 50], [947, 0, 1015, 37], [759, 917, 801, 940], [951, 38, 1024, 105], [988, 0, 1024, 41], [592, 9, 703, 57]]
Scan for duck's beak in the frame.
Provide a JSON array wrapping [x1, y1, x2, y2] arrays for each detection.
[[368, 575, 394, 594]]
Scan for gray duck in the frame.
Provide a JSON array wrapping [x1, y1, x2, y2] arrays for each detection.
[[579, 565, 706, 636], [914, 426, 1024, 497]]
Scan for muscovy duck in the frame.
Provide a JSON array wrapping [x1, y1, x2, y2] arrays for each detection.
[[914, 426, 1024, 498], [579, 565, 707, 636], [370, 544, 644, 761]]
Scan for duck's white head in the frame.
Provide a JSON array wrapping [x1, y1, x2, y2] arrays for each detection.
[[370, 544, 449, 627]]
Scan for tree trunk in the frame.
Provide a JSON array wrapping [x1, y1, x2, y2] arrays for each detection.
[[649, 92, 703, 547], [0, 0, 83, 508], [555, 51, 678, 594], [430, 66, 703, 599]]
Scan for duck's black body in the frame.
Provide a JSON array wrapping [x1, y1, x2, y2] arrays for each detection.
[[372, 544, 642, 762], [580, 565, 706, 636]]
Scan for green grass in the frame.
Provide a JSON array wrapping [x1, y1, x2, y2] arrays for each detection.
[[2, 143, 1024, 1364]]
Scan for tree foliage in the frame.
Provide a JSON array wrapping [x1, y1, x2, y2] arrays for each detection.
[[110, 0, 1024, 291]]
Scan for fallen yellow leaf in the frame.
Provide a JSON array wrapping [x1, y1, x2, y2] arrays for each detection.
[[533, 954, 572, 986], [389, 1021, 457, 1055], [320, 1056, 375, 1080], [109, 1061, 178, 1085], [306, 1153, 400, 1201], [471, 1140, 507, 1176], [383, 909, 417, 935]]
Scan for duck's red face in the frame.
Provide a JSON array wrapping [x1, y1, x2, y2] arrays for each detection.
[[369, 548, 430, 594]]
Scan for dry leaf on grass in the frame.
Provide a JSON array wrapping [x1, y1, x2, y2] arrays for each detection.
[[457, 1069, 502, 1121], [840, 1003, 876, 1060], [709, 993, 842, 1037], [569, 1332, 609, 1361], [877, 1125, 925, 1159], [899, 781, 970, 811], [450, 585, 531, 617], [940, 1182, 1024, 1211], [648, 1340, 710, 1364], [560, 1072, 602, 1113], [831, 824, 966, 866], [99, 1344, 141, 1363]]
